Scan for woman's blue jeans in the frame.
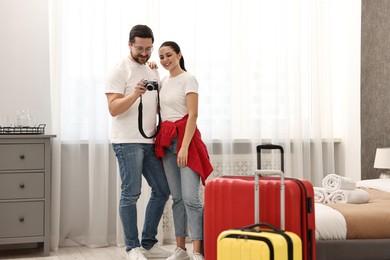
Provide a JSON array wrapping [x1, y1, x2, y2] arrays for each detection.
[[112, 143, 170, 252], [162, 137, 204, 241]]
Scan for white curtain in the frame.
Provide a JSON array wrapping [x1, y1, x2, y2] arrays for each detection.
[[49, 0, 361, 250]]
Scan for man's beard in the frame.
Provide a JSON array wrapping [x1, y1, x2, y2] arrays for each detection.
[[130, 51, 149, 64]]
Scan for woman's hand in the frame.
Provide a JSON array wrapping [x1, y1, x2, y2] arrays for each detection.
[[177, 147, 188, 167], [147, 61, 158, 69]]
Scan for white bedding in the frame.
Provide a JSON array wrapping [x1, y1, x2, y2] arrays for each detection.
[[315, 203, 346, 240]]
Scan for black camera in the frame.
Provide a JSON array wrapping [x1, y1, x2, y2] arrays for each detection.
[[141, 79, 158, 91]]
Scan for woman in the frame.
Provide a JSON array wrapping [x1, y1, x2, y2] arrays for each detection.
[[155, 41, 213, 260]]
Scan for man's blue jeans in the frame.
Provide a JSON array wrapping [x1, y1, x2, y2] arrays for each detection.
[[112, 143, 170, 252]]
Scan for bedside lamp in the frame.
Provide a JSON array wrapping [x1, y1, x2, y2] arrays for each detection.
[[374, 148, 390, 179]]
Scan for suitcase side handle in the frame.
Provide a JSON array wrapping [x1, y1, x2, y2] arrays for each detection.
[[254, 169, 285, 230]]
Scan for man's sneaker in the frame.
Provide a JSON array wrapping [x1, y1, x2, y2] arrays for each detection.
[[166, 247, 190, 260], [192, 252, 205, 260], [142, 244, 171, 258], [127, 247, 147, 260]]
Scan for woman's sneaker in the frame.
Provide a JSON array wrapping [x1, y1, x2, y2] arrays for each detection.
[[192, 252, 205, 260], [127, 247, 147, 260], [166, 247, 190, 260], [142, 244, 171, 258]]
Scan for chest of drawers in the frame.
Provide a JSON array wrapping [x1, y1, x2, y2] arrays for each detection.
[[0, 135, 55, 256]]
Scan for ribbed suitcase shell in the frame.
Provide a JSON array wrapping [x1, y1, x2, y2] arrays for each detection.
[[204, 176, 316, 260], [218, 226, 302, 260]]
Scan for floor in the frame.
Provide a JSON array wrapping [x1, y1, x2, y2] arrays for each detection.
[[0, 243, 193, 260]]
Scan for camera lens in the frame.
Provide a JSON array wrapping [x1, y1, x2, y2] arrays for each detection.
[[146, 84, 154, 91]]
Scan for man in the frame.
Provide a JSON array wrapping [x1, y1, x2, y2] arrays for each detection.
[[105, 24, 170, 260]]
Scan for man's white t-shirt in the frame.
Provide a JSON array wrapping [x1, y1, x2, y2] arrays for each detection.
[[105, 57, 160, 143], [160, 72, 198, 122]]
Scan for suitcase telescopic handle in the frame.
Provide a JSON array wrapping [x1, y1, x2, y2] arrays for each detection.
[[254, 170, 285, 230], [257, 144, 284, 172]]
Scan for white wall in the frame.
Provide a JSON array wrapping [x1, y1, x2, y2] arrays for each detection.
[[0, 0, 51, 132]]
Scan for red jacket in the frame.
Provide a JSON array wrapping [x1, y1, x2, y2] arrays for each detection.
[[155, 115, 213, 185]]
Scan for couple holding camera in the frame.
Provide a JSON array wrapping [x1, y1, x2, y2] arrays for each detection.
[[105, 25, 213, 260]]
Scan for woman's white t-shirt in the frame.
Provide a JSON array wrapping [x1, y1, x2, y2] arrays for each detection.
[[160, 72, 198, 122]]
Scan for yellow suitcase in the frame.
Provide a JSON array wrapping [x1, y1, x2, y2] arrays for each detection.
[[217, 170, 303, 260], [217, 223, 302, 260]]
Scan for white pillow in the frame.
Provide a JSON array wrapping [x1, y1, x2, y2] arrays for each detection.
[[356, 179, 390, 193]]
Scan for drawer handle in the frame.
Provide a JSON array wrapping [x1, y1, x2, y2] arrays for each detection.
[[19, 183, 25, 189], [19, 217, 25, 223], [20, 154, 25, 160]]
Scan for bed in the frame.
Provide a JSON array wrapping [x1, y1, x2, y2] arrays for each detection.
[[315, 179, 390, 260]]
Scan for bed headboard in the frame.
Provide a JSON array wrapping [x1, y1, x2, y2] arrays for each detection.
[[361, 0, 390, 181]]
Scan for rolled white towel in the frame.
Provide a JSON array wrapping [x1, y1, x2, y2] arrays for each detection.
[[322, 174, 356, 193], [326, 188, 370, 204], [314, 187, 328, 203]]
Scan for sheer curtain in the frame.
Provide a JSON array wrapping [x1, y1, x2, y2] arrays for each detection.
[[49, 0, 361, 250]]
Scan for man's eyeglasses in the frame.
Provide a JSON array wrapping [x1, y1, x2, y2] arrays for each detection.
[[132, 45, 153, 53]]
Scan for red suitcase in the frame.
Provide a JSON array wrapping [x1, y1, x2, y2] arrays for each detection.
[[204, 144, 316, 260]]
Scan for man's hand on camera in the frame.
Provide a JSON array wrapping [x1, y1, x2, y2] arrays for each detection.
[[134, 81, 147, 96]]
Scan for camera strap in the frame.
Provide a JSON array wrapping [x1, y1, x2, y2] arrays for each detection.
[[138, 90, 161, 139]]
